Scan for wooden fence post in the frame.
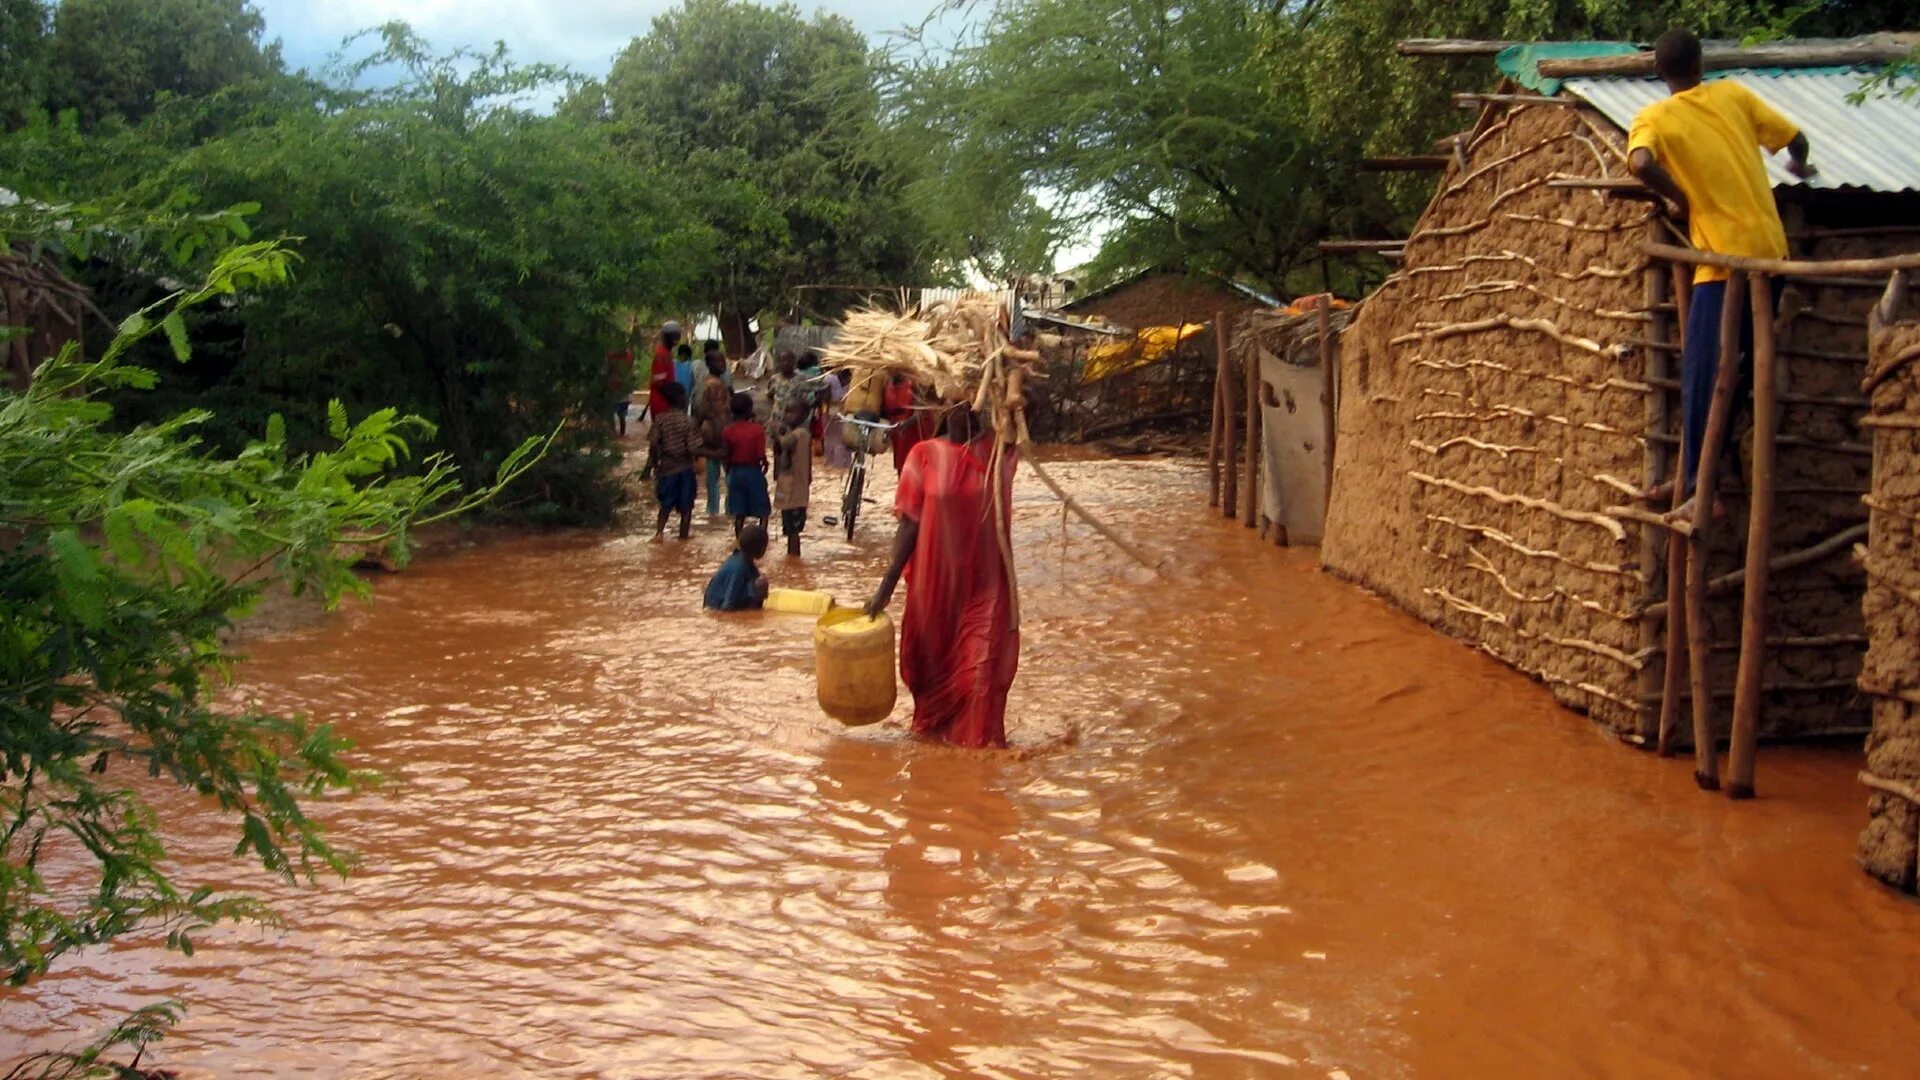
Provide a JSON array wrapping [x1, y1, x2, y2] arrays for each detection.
[[1208, 333, 1224, 507], [1645, 265, 1682, 754], [1727, 272, 1777, 798], [1218, 311, 1238, 520], [1318, 300, 1337, 524], [1242, 312, 1259, 529], [1685, 269, 1749, 791]]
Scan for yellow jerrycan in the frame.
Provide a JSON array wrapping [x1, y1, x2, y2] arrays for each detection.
[[814, 608, 897, 726]]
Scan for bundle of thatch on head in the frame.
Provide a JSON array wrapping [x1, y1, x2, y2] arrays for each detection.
[[822, 295, 1169, 602], [1322, 35, 1920, 764], [2, 244, 96, 390]]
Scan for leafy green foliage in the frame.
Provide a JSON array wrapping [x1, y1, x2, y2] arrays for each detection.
[[33, 0, 280, 128], [0, 0, 52, 130], [599, 0, 944, 340], [5, 26, 693, 522], [885, 0, 1912, 297], [1, 1001, 182, 1080], [2, 222, 545, 1068]]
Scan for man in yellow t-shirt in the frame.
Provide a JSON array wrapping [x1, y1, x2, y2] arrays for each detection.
[[1627, 28, 1815, 512]]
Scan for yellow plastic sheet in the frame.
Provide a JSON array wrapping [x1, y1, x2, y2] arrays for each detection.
[[1081, 323, 1209, 384]]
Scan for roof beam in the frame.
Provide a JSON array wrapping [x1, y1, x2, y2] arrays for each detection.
[[1453, 92, 1582, 108], [1397, 39, 1520, 57], [1539, 35, 1920, 78]]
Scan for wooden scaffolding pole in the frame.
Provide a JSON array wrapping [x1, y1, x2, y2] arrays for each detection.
[[1685, 270, 1749, 791], [1657, 263, 1692, 756], [1640, 267, 1673, 749], [1242, 315, 1260, 529], [1727, 273, 1778, 799], [1217, 312, 1238, 520]]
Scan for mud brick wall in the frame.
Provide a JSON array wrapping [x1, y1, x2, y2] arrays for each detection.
[[1322, 98, 1903, 745], [1859, 309, 1920, 894], [1322, 102, 1659, 734]]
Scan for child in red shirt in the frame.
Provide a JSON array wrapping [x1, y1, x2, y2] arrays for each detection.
[[720, 392, 771, 536]]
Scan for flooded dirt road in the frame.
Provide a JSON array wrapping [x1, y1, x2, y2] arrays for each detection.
[[6, 455, 1919, 1077]]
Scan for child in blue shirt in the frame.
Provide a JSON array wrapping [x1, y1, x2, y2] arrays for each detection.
[[704, 522, 770, 611]]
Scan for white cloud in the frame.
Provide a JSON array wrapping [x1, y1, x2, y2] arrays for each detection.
[[256, 0, 952, 78]]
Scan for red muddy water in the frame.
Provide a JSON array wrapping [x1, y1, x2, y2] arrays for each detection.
[[5, 454, 1917, 1078]]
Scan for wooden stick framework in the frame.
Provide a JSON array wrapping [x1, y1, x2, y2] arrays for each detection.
[[1727, 273, 1778, 799]]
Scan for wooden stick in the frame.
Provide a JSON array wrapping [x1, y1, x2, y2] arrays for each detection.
[[1243, 320, 1259, 529], [1409, 471, 1627, 541], [1397, 38, 1520, 56], [1643, 523, 1869, 617], [1727, 273, 1777, 799], [1657, 267, 1689, 755], [1218, 312, 1238, 521], [1026, 458, 1165, 575], [1686, 270, 1748, 791], [1860, 771, 1920, 805], [1207, 343, 1223, 507], [1548, 177, 1652, 192], [1318, 301, 1337, 527], [1644, 242, 1920, 276], [1452, 92, 1583, 108], [1540, 38, 1920, 79], [1862, 342, 1920, 394]]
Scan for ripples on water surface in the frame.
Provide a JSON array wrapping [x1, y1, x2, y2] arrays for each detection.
[[5, 456, 1919, 1077]]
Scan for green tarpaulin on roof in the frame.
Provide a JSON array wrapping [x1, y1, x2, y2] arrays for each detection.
[[1496, 42, 1641, 95]]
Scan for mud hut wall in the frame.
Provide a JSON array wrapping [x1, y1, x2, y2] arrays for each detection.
[[1323, 102, 1657, 733], [1858, 310, 1920, 893]]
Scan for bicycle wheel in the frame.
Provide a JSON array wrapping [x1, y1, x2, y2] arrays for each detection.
[[844, 464, 864, 541]]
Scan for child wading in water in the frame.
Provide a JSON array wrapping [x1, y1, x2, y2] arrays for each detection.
[[720, 391, 771, 537], [774, 400, 812, 556], [641, 382, 701, 540], [704, 523, 769, 610]]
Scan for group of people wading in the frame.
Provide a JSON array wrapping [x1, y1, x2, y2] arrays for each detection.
[[618, 318, 1019, 751]]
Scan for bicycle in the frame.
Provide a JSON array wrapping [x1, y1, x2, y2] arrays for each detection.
[[825, 413, 897, 541]]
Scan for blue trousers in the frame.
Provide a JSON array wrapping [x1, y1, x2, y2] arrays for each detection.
[[705, 458, 723, 514], [1680, 279, 1776, 493]]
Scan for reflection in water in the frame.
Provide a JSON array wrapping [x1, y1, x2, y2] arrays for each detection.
[[4, 456, 1919, 1077]]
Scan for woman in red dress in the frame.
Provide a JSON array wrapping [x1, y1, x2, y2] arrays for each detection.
[[864, 405, 1019, 749]]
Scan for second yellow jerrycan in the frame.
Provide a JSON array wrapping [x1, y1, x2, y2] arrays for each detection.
[[813, 608, 897, 726]]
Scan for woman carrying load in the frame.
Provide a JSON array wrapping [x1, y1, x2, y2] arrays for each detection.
[[864, 402, 1019, 749]]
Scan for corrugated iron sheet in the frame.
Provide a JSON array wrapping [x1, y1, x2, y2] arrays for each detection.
[[1566, 69, 1920, 194]]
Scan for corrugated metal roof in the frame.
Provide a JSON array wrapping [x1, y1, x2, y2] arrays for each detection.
[[1566, 69, 1920, 194]]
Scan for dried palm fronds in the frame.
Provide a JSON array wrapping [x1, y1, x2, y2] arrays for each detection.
[[820, 296, 1011, 405], [822, 296, 1165, 629]]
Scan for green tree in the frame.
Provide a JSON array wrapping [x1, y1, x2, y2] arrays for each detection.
[[1, 207, 543, 1072], [601, 0, 941, 349], [46, 0, 279, 127], [5, 26, 699, 522], [0, 0, 51, 129], [885, 0, 1909, 298]]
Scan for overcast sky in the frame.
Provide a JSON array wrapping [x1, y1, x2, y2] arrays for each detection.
[[254, 0, 955, 78]]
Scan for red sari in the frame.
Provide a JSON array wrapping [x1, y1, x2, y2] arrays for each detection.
[[893, 437, 1019, 748]]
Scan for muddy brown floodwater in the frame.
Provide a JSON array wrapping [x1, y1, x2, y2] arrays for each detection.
[[5, 455, 1919, 1077]]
